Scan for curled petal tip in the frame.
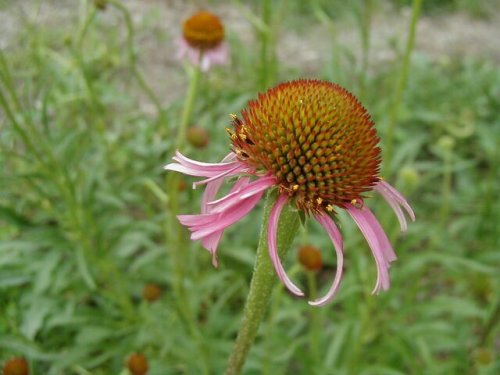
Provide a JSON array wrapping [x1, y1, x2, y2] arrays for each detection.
[[308, 299, 326, 307]]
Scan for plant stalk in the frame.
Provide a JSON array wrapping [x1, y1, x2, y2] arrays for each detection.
[[225, 191, 300, 375]]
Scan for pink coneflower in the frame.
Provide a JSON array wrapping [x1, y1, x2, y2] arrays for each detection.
[[177, 11, 229, 72], [165, 79, 414, 306]]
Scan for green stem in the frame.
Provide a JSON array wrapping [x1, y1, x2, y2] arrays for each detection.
[[162, 62, 206, 371], [307, 271, 321, 365], [479, 299, 500, 346], [225, 191, 300, 375], [358, 0, 374, 100], [108, 0, 163, 115], [176, 64, 202, 150], [384, 0, 422, 169], [166, 63, 201, 290], [259, 0, 273, 90], [440, 148, 453, 223]]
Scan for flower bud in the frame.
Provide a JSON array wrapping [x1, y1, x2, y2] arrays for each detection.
[[187, 126, 209, 149], [399, 166, 419, 190], [142, 283, 162, 303], [298, 245, 322, 272], [2, 357, 29, 375], [178, 179, 187, 192], [126, 353, 148, 375], [473, 347, 493, 367], [93, 0, 107, 10], [437, 135, 455, 153]]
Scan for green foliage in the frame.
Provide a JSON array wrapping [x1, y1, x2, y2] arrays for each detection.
[[1, 0, 499, 374]]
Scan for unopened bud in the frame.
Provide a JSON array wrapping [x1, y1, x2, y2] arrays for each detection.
[[142, 283, 162, 303], [473, 347, 493, 366], [298, 245, 322, 272], [2, 357, 29, 375], [178, 179, 187, 192], [187, 126, 209, 149], [399, 166, 419, 190], [93, 0, 107, 10], [437, 135, 455, 153], [126, 353, 148, 375]]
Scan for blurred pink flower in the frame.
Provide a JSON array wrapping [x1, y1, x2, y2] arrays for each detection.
[[165, 80, 415, 306], [177, 11, 229, 71]]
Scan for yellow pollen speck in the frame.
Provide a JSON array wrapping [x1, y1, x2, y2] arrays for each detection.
[[351, 199, 357, 205], [292, 185, 299, 191], [326, 204, 334, 212], [239, 133, 247, 140], [316, 197, 323, 205], [226, 128, 237, 139], [229, 113, 237, 120]]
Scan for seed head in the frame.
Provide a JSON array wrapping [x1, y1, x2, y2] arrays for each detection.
[[229, 79, 381, 214], [182, 11, 224, 50], [2, 358, 29, 375], [187, 126, 209, 148], [93, 0, 107, 10], [142, 283, 162, 303], [126, 353, 148, 375], [298, 245, 323, 271]]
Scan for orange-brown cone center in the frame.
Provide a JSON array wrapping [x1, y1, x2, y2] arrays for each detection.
[[228, 79, 381, 214], [2, 358, 29, 375], [182, 11, 224, 49]]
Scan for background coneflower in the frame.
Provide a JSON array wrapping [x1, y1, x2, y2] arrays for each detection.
[[177, 10, 229, 71]]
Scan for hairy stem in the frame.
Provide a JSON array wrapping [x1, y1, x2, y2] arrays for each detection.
[[225, 191, 299, 375]]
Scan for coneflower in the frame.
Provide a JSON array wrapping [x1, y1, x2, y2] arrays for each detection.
[[177, 11, 229, 71], [165, 79, 414, 306]]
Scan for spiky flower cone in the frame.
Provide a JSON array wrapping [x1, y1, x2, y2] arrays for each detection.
[[228, 80, 381, 214]]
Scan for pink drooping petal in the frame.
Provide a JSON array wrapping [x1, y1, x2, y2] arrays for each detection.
[[207, 176, 276, 213], [177, 187, 266, 265], [166, 150, 240, 175], [190, 192, 263, 240], [165, 151, 247, 190], [200, 54, 210, 72], [192, 164, 247, 188], [309, 213, 344, 307], [176, 37, 202, 67], [268, 194, 304, 297], [205, 43, 229, 66], [203, 176, 250, 214], [201, 232, 224, 267], [375, 180, 415, 226], [175, 37, 190, 61], [346, 204, 395, 294], [176, 37, 229, 71], [201, 152, 238, 214]]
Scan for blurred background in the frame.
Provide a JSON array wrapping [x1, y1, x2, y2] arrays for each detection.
[[0, 0, 499, 374]]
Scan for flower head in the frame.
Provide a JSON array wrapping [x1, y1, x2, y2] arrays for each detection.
[[165, 79, 415, 306], [142, 283, 162, 303], [2, 357, 29, 375], [126, 353, 148, 375], [298, 245, 323, 272], [177, 11, 229, 71]]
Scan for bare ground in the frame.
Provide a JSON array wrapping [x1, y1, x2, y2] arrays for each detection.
[[1, 0, 499, 107]]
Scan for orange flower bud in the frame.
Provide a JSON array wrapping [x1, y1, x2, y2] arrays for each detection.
[[187, 126, 209, 149], [126, 353, 148, 375], [142, 283, 162, 303], [298, 245, 322, 272], [2, 357, 29, 375]]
